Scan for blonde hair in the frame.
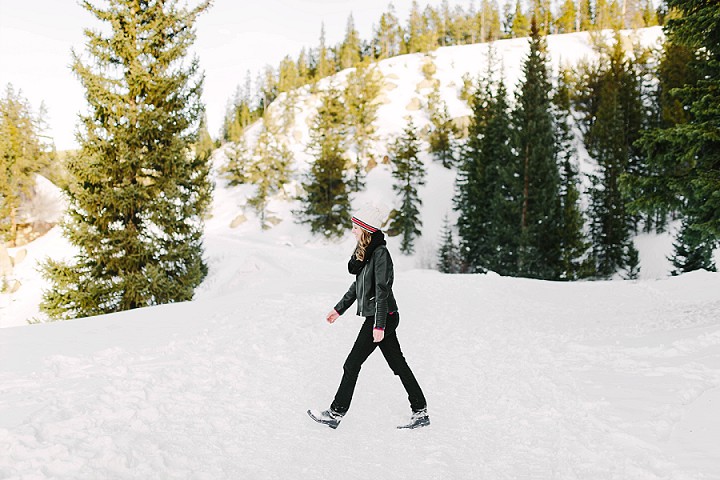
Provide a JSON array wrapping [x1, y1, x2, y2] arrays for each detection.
[[354, 230, 373, 262]]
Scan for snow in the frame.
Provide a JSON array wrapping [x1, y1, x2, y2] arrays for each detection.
[[2, 27, 720, 479]]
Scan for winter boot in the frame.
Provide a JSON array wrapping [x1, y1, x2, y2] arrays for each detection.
[[397, 408, 430, 429], [307, 408, 344, 429]]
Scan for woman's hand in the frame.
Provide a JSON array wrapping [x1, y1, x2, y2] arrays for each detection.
[[326, 310, 340, 324], [373, 328, 385, 343]]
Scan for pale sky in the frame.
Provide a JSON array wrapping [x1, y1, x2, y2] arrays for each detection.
[[0, 0, 457, 150]]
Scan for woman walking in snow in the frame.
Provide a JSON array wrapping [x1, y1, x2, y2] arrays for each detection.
[[308, 203, 429, 430]]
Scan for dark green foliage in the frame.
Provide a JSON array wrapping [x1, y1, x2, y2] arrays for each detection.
[[576, 33, 645, 278], [437, 214, 462, 273], [670, 218, 717, 274], [629, 0, 720, 273], [513, 19, 564, 279], [455, 50, 520, 275], [297, 84, 350, 238], [41, 0, 212, 320], [389, 118, 426, 254], [554, 68, 592, 280]]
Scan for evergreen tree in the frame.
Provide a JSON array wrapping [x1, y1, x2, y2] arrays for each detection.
[[578, 0, 593, 31], [0, 85, 53, 243], [195, 114, 214, 162], [511, 0, 530, 37], [246, 110, 293, 226], [632, 0, 720, 273], [577, 35, 643, 278], [529, 0, 554, 35], [670, 219, 717, 274], [373, 3, 402, 59], [455, 50, 520, 275], [406, 1, 433, 53], [437, 214, 462, 273], [554, 68, 592, 280], [339, 14, 362, 70], [313, 23, 335, 81], [389, 118, 425, 254], [297, 84, 350, 238], [220, 134, 251, 186], [426, 83, 457, 168], [344, 60, 383, 190], [41, 0, 212, 320], [555, 0, 578, 33], [513, 19, 564, 279]]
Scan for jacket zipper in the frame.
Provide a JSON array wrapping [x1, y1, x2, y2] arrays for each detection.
[[358, 263, 367, 316]]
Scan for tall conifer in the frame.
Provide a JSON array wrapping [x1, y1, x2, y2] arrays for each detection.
[[41, 0, 212, 320], [389, 118, 425, 254], [297, 84, 350, 238], [513, 18, 563, 279], [632, 0, 720, 273]]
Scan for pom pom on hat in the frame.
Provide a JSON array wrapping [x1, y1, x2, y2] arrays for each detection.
[[352, 202, 389, 233]]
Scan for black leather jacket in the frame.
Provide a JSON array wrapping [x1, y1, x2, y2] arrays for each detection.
[[334, 245, 398, 329]]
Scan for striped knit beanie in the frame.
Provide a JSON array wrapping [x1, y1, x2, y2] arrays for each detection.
[[351, 202, 388, 233]]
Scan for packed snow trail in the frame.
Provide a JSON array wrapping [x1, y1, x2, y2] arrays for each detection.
[[1, 239, 718, 479]]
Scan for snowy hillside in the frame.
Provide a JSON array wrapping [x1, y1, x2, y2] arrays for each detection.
[[2, 240, 720, 478], [2, 28, 720, 477], [1, 26, 682, 328]]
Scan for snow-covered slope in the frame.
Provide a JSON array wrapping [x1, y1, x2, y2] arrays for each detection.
[[2, 28, 720, 477], [1, 27, 676, 328], [1, 242, 719, 478]]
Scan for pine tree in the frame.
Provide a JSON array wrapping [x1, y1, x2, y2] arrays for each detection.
[[344, 60, 383, 190], [195, 114, 214, 162], [389, 118, 425, 254], [220, 134, 251, 186], [670, 219, 717, 274], [373, 4, 402, 59], [339, 14, 362, 70], [41, 0, 212, 320], [437, 214, 461, 273], [632, 0, 720, 272], [578, 0, 593, 31], [426, 84, 457, 168], [555, 0, 577, 33], [511, 0, 530, 38], [246, 110, 293, 227], [513, 18, 564, 279], [529, 0, 554, 35], [455, 50, 520, 275], [313, 23, 335, 81], [297, 83, 350, 238], [406, 1, 433, 53], [0, 85, 53, 243], [554, 68, 591, 280], [578, 34, 643, 278]]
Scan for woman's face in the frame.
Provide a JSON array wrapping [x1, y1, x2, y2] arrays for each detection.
[[352, 224, 363, 242]]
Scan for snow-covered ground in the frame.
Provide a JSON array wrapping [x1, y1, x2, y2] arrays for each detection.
[[2, 27, 720, 478], [1, 234, 719, 478]]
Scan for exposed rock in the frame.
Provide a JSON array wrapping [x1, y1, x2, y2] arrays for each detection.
[[12, 248, 27, 266], [230, 214, 248, 228], [416, 78, 439, 91], [0, 245, 12, 277], [405, 97, 422, 111]]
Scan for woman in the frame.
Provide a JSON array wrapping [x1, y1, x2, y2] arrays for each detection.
[[307, 203, 429, 430]]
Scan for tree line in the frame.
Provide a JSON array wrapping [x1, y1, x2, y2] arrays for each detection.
[[220, 0, 662, 144]]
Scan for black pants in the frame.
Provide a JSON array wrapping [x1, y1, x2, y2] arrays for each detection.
[[331, 312, 427, 415]]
